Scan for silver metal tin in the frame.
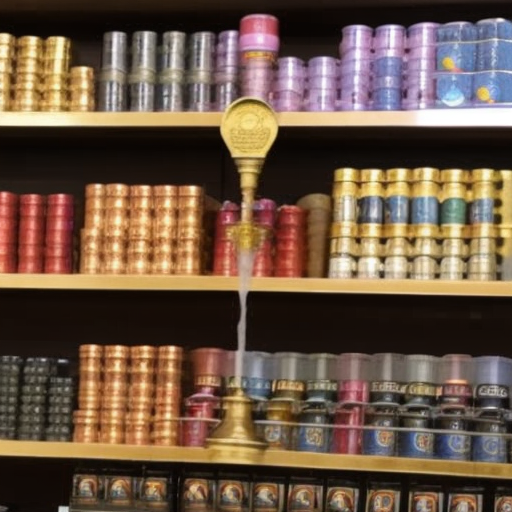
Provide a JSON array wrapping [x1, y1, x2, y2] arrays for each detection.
[[156, 82, 184, 112], [188, 32, 216, 72], [160, 31, 186, 71], [414, 237, 440, 257], [129, 82, 155, 112], [102, 31, 128, 72], [328, 255, 355, 279], [440, 256, 466, 280], [442, 238, 468, 257], [131, 31, 158, 73], [468, 254, 497, 281], [411, 256, 439, 280], [187, 83, 212, 112], [357, 256, 382, 279], [384, 256, 409, 279], [98, 80, 127, 111], [332, 196, 358, 223], [360, 237, 382, 257]]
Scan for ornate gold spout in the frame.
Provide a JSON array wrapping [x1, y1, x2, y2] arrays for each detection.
[[219, 97, 279, 251], [206, 98, 279, 462]]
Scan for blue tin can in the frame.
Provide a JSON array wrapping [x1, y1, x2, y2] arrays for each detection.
[[373, 56, 403, 76], [362, 409, 397, 456], [437, 42, 476, 72], [476, 18, 512, 40], [398, 411, 434, 459], [473, 71, 512, 105], [476, 40, 512, 72], [245, 377, 273, 401], [470, 198, 494, 224], [437, 22, 477, 43], [435, 414, 471, 461], [297, 407, 331, 453], [385, 196, 409, 224], [472, 417, 507, 463], [359, 196, 384, 224], [411, 197, 439, 225], [436, 72, 473, 107]]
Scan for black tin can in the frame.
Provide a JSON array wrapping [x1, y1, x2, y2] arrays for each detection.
[[435, 413, 471, 461], [362, 407, 397, 457], [398, 410, 434, 459]]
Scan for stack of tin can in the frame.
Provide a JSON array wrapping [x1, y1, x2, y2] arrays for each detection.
[[13, 36, 43, 111], [0, 356, 22, 440], [74, 344, 102, 443], [157, 32, 186, 112], [101, 345, 129, 444], [187, 32, 215, 112], [272, 57, 306, 112], [305, 56, 339, 112], [338, 25, 373, 111], [41, 36, 71, 112], [127, 346, 155, 445], [358, 169, 385, 278], [103, 184, 130, 274], [80, 184, 105, 274], [152, 185, 178, 275], [129, 31, 157, 112], [18, 358, 56, 441], [99, 32, 128, 112], [439, 169, 469, 280], [69, 66, 95, 112], [212, 201, 239, 276], [214, 30, 239, 111], [296, 194, 331, 278], [469, 168, 498, 280], [46, 375, 74, 442], [127, 185, 153, 274], [44, 194, 74, 274], [0, 34, 15, 111], [154, 346, 183, 446], [18, 194, 45, 273], [253, 199, 277, 277], [274, 205, 307, 277], [0, 191, 18, 273], [328, 168, 359, 278], [239, 14, 280, 103], [403, 22, 438, 110], [176, 186, 204, 275], [182, 348, 224, 447]]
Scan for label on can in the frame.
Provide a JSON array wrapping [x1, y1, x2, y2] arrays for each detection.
[[385, 196, 409, 224], [435, 433, 471, 461], [470, 198, 494, 224], [333, 196, 358, 223], [217, 480, 248, 512], [245, 378, 272, 400], [365, 489, 399, 512], [409, 491, 441, 512], [475, 384, 509, 408], [326, 486, 358, 512], [253, 483, 283, 512], [182, 478, 214, 512], [472, 434, 507, 463], [448, 493, 482, 512], [138, 477, 168, 509], [495, 495, 512, 512], [288, 485, 322, 512], [359, 196, 384, 224], [72, 474, 101, 506], [362, 422, 396, 456], [398, 431, 434, 458], [411, 196, 439, 225], [441, 197, 467, 225], [370, 381, 402, 404], [106, 476, 133, 507], [297, 423, 329, 453], [262, 423, 292, 450]]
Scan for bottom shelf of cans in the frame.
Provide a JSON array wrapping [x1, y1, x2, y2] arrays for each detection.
[[67, 466, 512, 512]]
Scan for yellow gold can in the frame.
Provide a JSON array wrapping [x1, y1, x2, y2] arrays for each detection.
[[471, 168, 496, 183], [386, 167, 411, 183], [412, 167, 440, 183], [333, 167, 359, 183], [361, 168, 384, 183], [440, 168, 469, 183]]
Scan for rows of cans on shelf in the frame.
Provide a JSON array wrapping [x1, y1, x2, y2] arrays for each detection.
[[436, 18, 512, 108], [0, 34, 94, 112], [69, 468, 512, 512], [327, 167, 506, 281], [0, 356, 75, 440]]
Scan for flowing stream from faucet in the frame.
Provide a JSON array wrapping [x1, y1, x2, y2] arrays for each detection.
[[235, 248, 255, 383]]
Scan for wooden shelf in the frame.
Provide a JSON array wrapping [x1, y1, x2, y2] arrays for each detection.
[[0, 440, 510, 480], [0, 110, 511, 130], [0, 274, 510, 297]]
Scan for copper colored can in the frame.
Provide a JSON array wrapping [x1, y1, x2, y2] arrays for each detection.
[[158, 345, 183, 360], [80, 254, 102, 274], [99, 424, 125, 444], [190, 348, 225, 377], [106, 183, 130, 197], [105, 345, 129, 359], [178, 208, 203, 227], [153, 241, 174, 256], [73, 423, 98, 443], [78, 395, 101, 410], [130, 185, 152, 197], [152, 420, 180, 446], [86, 184, 106, 198], [179, 185, 203, 197], [154, 185, 178, 197], [102, 258, 126, 275], [125, 424, 150, 445], [129, 402, 153, 415], [80, 344, 103, 358], [102, 396, 127, 410], [151, 257, 174, 274], [127, 257, 151, 275]]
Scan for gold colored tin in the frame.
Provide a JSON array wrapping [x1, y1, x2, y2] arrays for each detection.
[[86, 196, 106, 210], [471, 168, 496, 183], [472, 181, 497, 200], [440, 182, 467, 201], [102, 258, 127, 275], [84, 212, 104, 230], [360, 237, 382, 257], [359, 223, 383, 238], [412, 167, 440, 183], [330, 237, 358, 256], [70, 65, 94, 79], [361, 168, 384, 183], [385, 237, 411, 256], [384, 224, 410, 238], [412, 181, 440, 198], [471, 224, 498, 238], [440, 225, 470, 239], [40, 102, 68, 112], [440, 169, 469, 183], [78, 395, 101, 410], [330, 222, 358, 238], [106, 183, 130, 197], [332, 181, 359, 199], [18, 35, 43, 49], [386, 168, 411, 183], [129, 213, 153, 229], [99, 426, 125, 444], [414, 238, 440, 257], [333, 168, 360, 183], [386, 181, 411, 198], [105, 214, 128, 231], [360, 181, 384, 197], [498, 170, 512, 226], [104, 238, 126, 255], [0, 33, 15, 46], [179, 226, 202, 239], [16, 60, 43, 74], [411, 224, 440, 238], [70, 101, 95, 112], [175, 264, 201, 275]]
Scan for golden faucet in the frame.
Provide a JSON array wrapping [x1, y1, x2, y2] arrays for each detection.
[[219, 97, 279, 251], [206, 98, 279, 463]]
